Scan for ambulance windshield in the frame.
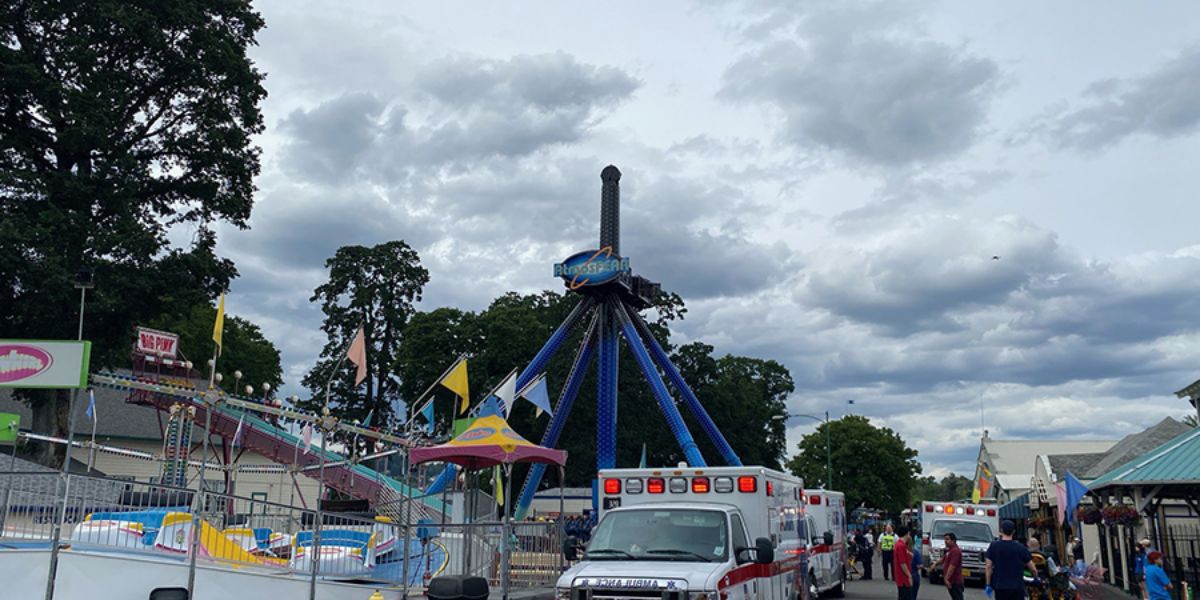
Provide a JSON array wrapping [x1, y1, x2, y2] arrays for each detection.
[[587, 509, 728, 562], [932, 520, 994, 543]]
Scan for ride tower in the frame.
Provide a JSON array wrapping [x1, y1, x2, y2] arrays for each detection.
[[426, 166, 743, 519]]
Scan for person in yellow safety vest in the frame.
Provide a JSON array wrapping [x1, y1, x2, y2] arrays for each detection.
[[880, 524, 898, 581]]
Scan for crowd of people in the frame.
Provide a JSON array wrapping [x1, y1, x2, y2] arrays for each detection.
[[847, 519, 1179, 600]]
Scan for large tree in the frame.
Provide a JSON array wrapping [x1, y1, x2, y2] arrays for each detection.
[[302, 241, 430, 449], [786, 415, 922, 517], [0, 1, 266, 466]]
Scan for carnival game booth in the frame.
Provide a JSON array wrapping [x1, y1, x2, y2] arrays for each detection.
[[411, 409, 567, 600]]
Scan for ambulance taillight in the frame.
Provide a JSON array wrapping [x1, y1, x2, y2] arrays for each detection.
[[737, 476, 757, 493], [603, 478, 621, 495]]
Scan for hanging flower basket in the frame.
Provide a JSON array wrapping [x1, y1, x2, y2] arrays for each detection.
[[1076, 506, 1102, 525], [1100, 504, 1141, 526], [1029, 516, 1056, 529]]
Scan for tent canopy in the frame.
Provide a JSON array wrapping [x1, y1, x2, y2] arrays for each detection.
[[409, 414, 566, 470]]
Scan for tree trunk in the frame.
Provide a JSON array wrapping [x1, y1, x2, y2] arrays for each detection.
[[28, 388, 71, 469]]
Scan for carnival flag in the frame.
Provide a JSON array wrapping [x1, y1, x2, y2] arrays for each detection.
[[1064, 471, 1090, 525], [1056, 482, 1068, 525], [439, 359, 470, 415], [347, 325, 368, 386], [212, 293, 226, 356], [494, 465, 504, 506], [496, 371, 517, 418], [233, 413, 246, 448], [477, 395, 505, 419], [421, 401, 435, 434], [301, 423, 313, 455], [519, 376, 552, 417], [85, 388, 97, 422]]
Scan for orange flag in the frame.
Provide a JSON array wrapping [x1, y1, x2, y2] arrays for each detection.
[[348, 325, 368, 386]]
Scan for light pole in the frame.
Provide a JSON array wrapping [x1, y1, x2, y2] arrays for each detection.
[[774, 411, 832, 489]]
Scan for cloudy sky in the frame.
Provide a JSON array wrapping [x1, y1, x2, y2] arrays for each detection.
[[208, 0, 1200, 477]]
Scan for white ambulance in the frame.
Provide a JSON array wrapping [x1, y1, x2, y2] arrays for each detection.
[[920, 501, 999, 584], [558, 466, 810, 600], [800, 490, 846, 597]]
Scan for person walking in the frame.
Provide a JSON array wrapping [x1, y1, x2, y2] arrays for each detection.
[[858, 529, 875, 580], [985, 520, 1036, 600], [880, 524, 898, 580], [911, 532, 923, 600], [936, 532, 965, 600], [1134, 539, 1156, 600], [893, 526, 914, 600], [1144, 551, 1173, 600]]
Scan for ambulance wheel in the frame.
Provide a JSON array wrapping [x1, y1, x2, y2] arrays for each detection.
[[828, 570, 845, 598]]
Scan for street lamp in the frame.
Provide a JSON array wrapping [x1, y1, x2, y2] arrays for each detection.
[[774, 411, 832, 489]]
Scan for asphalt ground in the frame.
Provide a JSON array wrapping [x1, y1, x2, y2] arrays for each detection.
[[842, 554, 988, 600]]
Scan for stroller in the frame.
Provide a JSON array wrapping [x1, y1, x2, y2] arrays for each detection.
[[1025, 552, 1079, 600]]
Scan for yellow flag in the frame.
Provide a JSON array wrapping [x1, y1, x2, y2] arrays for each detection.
[[212, 294, 226, 356], [439, 358, 470, 414], [494, 465, 504, 506]]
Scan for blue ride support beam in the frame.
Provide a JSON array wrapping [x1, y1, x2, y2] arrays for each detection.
[[424, 297, 596, 495], [596, 301, 620, 472], [513, 316, 599, 520], [629, 310, 743, 466], [613, 301, 706, 467]]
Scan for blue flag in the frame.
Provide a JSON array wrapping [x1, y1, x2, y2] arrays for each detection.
[[1064, 471, 1090, 524], [421, 401, 435, 434], [477, 395, 505, 418], [638, 443, 647, 468], [520, 377, 553, 417], [85, 388, 97, 422]]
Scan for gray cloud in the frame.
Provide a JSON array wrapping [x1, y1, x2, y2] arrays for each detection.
[[278, 93, 387, 185], [719, 3, 1001, 165], [1029, 44, 1200, 150]]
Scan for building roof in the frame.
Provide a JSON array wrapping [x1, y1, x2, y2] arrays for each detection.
[[982, 438, 1117, 494], [1, 455, 125, 507], [1082, 417, 1192, 479], [1089, 428, 1200, 490], [1047, 453, 1106, 479], [0, 371, 163, 441]]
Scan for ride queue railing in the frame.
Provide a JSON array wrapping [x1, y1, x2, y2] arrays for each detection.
[[0, 470, 567, 594]]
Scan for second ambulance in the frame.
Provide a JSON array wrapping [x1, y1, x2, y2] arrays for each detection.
[[920, 501, 999, 584], [558, 466, 810, 600]]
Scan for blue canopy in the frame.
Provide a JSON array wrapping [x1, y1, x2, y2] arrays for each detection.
[[998, 492, 1030, 520]]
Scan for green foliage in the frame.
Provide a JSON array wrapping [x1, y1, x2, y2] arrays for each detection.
[[392, 288, 791, 487], [910, 473, 974, 505], [786, 415, 921, 516], [0, 1, 266, 466], [302, 242, 430, 446], [144, 302, 283, 395]]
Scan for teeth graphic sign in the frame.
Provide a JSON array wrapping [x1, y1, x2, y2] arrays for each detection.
[[0, 340, 92, 389]]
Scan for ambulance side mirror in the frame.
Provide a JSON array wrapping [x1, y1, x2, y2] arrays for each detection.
[[754, 537, 774, 565], [823, 531, 834, 546]]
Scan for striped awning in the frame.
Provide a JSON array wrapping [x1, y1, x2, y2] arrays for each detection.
[[999, 492, 1031, 520]]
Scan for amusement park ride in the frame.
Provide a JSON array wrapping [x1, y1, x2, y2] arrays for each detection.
[[29, 165, 741, 521], [425, 165, 744, 519]]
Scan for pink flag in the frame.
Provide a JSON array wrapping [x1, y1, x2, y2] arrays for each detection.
[[1056, 482, 1068, 525], [302, 423, 313, 455], [347, 325, 368, 386]]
